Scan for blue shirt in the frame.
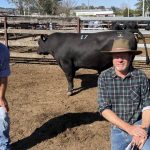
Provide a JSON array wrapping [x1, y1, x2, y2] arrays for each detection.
[[0, 43, 10, 77], [97, 66, 150, 124]]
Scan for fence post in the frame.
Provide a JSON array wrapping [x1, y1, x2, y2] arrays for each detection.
[[4, 16, 8, 47], [77, 17, 81, 33]]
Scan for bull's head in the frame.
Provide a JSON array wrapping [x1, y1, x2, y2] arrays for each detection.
[[37, 35, 49, 55]]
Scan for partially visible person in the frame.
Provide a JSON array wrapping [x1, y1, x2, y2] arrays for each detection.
[[0, 43, 11, 150], [97, 37, 150, 150]]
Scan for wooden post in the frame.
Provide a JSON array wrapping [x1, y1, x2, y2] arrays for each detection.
[[77, 17, 81, 33], [4, 16, 8, 47]]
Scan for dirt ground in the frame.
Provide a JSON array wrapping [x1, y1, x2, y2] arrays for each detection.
[[8, 63, 109, 150], [6, 61, 150, 150]]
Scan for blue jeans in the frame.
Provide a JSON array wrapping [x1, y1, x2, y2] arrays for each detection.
[[0, 107, 10, 150], [111, 120, 150, 150]]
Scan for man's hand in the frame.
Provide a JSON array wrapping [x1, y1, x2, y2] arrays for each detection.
[[130, 125, 148, 150], [128, 125, 147, 138], [0, 77, 9, 112], [131, 135, 147, 150], [0, 98, 9, 112]]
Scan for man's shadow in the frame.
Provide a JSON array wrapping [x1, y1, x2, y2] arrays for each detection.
[[11, 112, 104, 150]]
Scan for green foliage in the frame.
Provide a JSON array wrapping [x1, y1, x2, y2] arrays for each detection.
[[111, 6, 122, 16], [123, 8, 128, 16]]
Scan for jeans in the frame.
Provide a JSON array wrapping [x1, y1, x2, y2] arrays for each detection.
[[0, 107, 10, 150], [111, 120, 150, 150]]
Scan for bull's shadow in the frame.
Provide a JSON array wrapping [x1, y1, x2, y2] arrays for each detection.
[[72, 73, 99, 95], [11, 112, 103, 150], [73, 74, 150, 96]]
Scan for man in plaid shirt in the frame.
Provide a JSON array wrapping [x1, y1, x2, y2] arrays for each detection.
[[97, 37, 150, 150]]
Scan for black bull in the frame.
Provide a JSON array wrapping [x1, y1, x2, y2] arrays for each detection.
[[37, 31, 148, 96]]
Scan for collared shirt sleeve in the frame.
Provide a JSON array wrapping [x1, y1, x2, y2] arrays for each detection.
[[141, 75, 150, 108], [0, 43, 11, 77], [97, 72, 112, 113]]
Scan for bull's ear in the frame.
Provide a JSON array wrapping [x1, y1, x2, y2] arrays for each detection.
[[41, 34, 48, 42]]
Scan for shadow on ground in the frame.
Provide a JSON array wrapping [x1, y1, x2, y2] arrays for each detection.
[[72, 73, 99, 95], [11, 112, 103, 150]]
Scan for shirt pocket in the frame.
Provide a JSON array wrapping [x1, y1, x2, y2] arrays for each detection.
[[130, 86, 141, 104]]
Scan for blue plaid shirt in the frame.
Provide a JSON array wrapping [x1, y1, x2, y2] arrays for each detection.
[[97, 66, 150, 124], [0, 43, 10, 77]]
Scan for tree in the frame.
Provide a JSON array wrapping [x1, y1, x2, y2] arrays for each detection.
[[111, 6, 122, 16], [8, 0, 24, 14], [42, 0, 62, 15], [97, 6, 105, 9], [135, 0, 150, 15], [58, 0, 77, 16], [121, 6, 134, 17], [8, 0, 42, 15], [7, 0, 62, 15], [122, 8, 128, 16]]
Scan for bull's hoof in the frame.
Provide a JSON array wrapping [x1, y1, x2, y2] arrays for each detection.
[[67, 91, 72, 96]]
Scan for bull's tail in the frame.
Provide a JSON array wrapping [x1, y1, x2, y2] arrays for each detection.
[[137, 30, 149, 64]]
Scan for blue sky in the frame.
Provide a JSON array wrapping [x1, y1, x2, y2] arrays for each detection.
[[76, 0, 137, 9], [0, 0, 15, 8], [0, 0, 137, 9]]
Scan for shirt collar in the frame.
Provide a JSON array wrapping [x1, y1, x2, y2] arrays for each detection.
[[111, 66, 135, 78]]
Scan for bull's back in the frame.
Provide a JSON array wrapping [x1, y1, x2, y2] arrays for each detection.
[[49, 31, 136, 70]]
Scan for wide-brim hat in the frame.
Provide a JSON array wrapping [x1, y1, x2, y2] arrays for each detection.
[[101, 38, 142, 55]]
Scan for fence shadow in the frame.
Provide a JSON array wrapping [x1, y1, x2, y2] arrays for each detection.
[[11, 112, 103, 150]]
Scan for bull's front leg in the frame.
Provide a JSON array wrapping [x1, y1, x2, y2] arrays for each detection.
[[58, 59, 75, 96], [65, 74, 74, 96]]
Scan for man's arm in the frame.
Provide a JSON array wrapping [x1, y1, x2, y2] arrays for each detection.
[[102, 109, 147, 138], [141, 109, 150, 129], [0, 77, 9, 112]]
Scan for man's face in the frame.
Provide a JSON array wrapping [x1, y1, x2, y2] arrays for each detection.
[[113, 52, 131, 73]]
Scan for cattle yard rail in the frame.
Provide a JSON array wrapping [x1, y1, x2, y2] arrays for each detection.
[[10, 52, 56, 65], [0, 15, 150, 62]]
